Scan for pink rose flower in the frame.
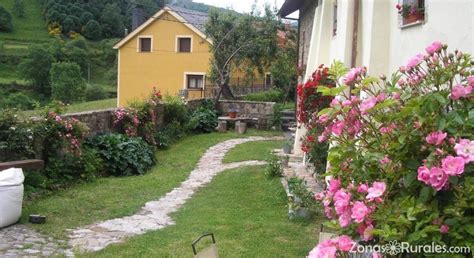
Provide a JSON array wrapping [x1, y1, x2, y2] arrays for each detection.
[[318, 135, 327, 143], [342, 100, 352, 107], [328, 178, 341, 193], [440, 224, 449, 234], [308, 240, 337, 258], [324, 206, 334, 219], [338, 210, 352, 228], [357, 183, 368, 193], [344, 67, 364, 85], [441, 155, 465, 176], [417, 166, 431, 184], [337, 235, 355, 252], [450, 84, 473, 100], [429, 167, 448, 191], [366, 182, 386, 200], [393, 92, 400, 100], [406, 54, 424, 70], [351, 201, 370, 223], [425, 41, 443, 55], [362, 224, 374, 241], [454, 139, 474, 163], [360, 97, 377, 114], [334, 189, 351, 215], [468, 76, 474, 87], [380, 155, 391, 165], [332, 120, 345, 136], [318, 114, 329, 123], [425, 131, 447, 146]]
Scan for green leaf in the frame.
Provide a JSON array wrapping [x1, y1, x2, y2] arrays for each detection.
[[404, 170, 417, 187], [469, 110, 474, 119], [437, 117, 447, 130], [361, 76, 380, 86], [418, 186, 432, 203], [465, 225, 474, 236], [318, 108, 333, 116], [433, 93, 448, 105], [317, 86, 333, 96]]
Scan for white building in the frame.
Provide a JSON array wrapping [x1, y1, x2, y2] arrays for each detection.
[[280, 0, 474, 154]]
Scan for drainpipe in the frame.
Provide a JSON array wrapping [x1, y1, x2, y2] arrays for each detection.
[[351, 0, 360, 68]]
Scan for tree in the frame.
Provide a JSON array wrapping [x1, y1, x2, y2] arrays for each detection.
[[19, 45, 55, 96], [83, 20, 102, 40], [12, 0, 25, 18], [62, 17, 75, 34], [0, 5, 13, 32], [205, 6, 280, 100], [270, 27, 298, 101], [100, 3, 125, 38], [50, 62, 86, 103]]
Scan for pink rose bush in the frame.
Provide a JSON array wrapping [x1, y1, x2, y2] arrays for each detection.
[[304, 42, 473, 255], [113, 88, 162, 144]]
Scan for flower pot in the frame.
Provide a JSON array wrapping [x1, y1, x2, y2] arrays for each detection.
[[228, 111, 237, 119], [0, 168, 24, 228], [403, 13, 424, 25], [283, 143, 292, 154]]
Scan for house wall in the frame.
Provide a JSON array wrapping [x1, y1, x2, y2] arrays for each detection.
[[118, 12, 212, 107], [298, 0, 318, 68]]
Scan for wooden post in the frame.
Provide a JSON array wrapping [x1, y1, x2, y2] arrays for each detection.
[[0, 160, 44, 171]]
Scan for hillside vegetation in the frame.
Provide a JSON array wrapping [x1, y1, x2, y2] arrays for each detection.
[[0, 0, 49, 42]]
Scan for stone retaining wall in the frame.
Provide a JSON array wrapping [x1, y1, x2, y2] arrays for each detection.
[[63, 104, 164, 137], [217, 100, 275, 129]]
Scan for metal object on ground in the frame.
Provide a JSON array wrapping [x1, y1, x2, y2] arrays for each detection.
[[192, 232, 219, 258], [29, 215, 46, 224]]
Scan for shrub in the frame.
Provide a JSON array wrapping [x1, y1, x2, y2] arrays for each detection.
[[309, 42, 474, 255], [113, 88, 162, 144], [0, 110, 35, 162], [12, 0, 25, 18], [187, 99, 217, 133], [243, 89, 284, 102], [287, 176, 319, 211], [85, 84, 108, 101], [87, 134, 156, 176], [19, 45, 55, 97], [265, 154, 283, 178], [163, 95, 189, 125], [83, 20, 102, 40], [0, 5, 12, 32], [154, 120, 187, 149], [50, 62, 86, 103], [0, 92, 38, 110]]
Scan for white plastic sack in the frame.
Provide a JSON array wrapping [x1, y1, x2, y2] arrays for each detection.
[[0, 168, 24, 228]]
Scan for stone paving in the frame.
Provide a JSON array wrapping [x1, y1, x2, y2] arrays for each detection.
[[0, 225, 73, 257]]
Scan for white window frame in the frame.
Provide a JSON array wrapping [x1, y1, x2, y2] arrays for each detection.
[[398, 0, 427, 29], [176, 35, 193, 53], [184, 72, 205, 90], [137, 36, 153, 53]]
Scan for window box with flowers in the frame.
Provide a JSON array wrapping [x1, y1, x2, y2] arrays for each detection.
[[396, 0, 425, 27]]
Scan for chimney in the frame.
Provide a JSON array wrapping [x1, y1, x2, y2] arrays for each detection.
[[132, 6, 146, 31]]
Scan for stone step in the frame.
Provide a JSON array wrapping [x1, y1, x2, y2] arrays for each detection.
[[280, 109, 295, 116]]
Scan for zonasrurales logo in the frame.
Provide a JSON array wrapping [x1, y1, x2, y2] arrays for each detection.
[[385, 240, 402, 255]]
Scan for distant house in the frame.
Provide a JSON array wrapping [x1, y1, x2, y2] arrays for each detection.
[[113, 5, 272, 107], [280, 0, 474, 154]]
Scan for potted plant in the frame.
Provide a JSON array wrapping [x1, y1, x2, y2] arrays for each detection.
[[282, 139, 293, 154], [228, 107, 238, 119], [280, 155, 290, 167], [396, 3, 424, 25]]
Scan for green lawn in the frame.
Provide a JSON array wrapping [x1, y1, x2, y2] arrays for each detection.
[[0, 63, 26, 85], [86, 166, 320, 257], [223, 140, 283, 163], [0, 0, 50, 42], [22, 130, 283, 239]]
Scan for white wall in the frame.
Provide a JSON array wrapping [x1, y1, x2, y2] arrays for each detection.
[[387, 0, 473, 74]]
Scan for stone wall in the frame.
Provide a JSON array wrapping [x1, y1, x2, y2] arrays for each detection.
[[217, 100, 275, 129], [63, 104, 164, 137]]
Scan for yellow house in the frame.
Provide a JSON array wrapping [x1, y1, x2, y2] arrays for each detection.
[[114, 6, 214, 106]]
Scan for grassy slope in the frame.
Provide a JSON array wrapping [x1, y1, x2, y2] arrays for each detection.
[[86, 166, 320, 257], [21, 130, 283, 239], [0, 0, 50, 42]]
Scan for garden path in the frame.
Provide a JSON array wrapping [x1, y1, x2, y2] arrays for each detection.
[[67, 136, 279, 253]]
